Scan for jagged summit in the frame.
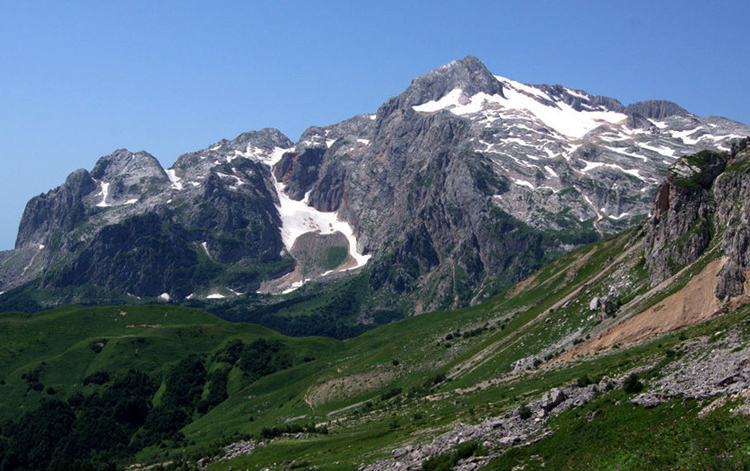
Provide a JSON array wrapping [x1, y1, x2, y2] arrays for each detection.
[[396, 56, 505, 109]]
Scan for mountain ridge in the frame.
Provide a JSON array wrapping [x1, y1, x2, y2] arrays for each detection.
[[1, 56, 748, 328]]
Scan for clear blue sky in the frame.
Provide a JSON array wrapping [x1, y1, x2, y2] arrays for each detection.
[[1, 0, 748, 250]]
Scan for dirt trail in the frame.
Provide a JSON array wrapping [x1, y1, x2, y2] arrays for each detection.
[[556, 257, 725, 360]]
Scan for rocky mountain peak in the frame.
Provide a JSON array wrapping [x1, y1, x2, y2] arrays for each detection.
[[399, 55, 505, 108], [90, 149, 166, 181], [230, 128, 294, 152]]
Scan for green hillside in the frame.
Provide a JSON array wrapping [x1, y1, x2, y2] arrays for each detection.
[[1, 219, 750, 470]]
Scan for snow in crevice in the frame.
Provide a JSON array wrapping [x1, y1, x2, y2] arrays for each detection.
[[514, 178, 536, 189], [273, 182, 371, 269], [166, 169, 183, 190], [579, 159, 652, 182], [215, 172, 245, 190], [96, 182, 111, 207], [201, 242, 212, 260]]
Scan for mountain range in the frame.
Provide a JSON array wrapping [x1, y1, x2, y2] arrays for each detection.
[[1, 56, 748, 332]]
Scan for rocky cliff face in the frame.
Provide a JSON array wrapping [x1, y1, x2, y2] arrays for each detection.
[[645, 138, 750, 302], [1, 57, 749, 320]]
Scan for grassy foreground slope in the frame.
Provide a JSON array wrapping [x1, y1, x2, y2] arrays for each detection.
[[1, 215, 750, 470]]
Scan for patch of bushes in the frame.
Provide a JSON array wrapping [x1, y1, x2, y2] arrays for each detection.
[[380, 388, 402, 401], [260, 422, 328, 439], [623, 373, 644, 394], [422, 440, 482, 471], [82, 371, 111, 386]]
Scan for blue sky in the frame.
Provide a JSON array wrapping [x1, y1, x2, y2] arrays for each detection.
[[1, 0, 748, 250]]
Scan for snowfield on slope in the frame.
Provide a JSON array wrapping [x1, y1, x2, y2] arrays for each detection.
[[413, 76, 628, 139], [265, 147, 371, 271]]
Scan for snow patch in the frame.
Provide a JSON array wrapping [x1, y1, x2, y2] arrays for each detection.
[[670, 129, 702, 145], [96, 182, 111, 207], [565, 88, 589, 100], [514, 178, 536, 189], [281, 280, 306, 295], [268, 149, 371, 273], [159, 293, 171, 301], [207, 293, 225, 299], [166, 169, 183, 190], [580, 159, 650, 182], [258, 147, 289, 167], [413, 88, 465, 113], [581, 160, 605, 173], [639, 143, 676, 158]]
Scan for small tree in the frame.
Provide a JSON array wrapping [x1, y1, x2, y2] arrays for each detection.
[[623, 373, 644, 394], [518, 404, 532, 420]]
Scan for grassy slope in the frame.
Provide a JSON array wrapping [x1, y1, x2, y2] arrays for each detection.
[[1, 220, 749, 470]]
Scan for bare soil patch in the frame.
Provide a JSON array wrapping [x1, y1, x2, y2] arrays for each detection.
[[558, 257, 725, 360]]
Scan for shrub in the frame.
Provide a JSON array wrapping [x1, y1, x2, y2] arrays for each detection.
[[422, 440, 480, 471], [380, 388, 402, 401], [82, 371, 111, 386], [577, 374, 593, 387], [519, 405, 532, 420], [623, 373, 644, 394]]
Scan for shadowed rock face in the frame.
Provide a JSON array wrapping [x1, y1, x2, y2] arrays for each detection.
[[3, 130, 292, 298], [644, 150, 726, 286], [644, 139, 750, 302]]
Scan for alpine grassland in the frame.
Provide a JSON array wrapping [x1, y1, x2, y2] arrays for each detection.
[[2, 220, 750, 470]]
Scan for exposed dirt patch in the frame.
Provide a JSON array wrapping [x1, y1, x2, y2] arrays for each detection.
[[304, 368, 396, 409], [558, 257, 725, 360]]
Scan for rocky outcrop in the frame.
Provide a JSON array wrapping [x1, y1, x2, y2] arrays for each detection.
[[396, 55, 505, 108], [625, 100, 690, 120], [713, 138, 750, 300], [15, 168, 98, 250], [644, 150, 726, 285], [644, 138, 750, 302], [634, 326, 750, 407]]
